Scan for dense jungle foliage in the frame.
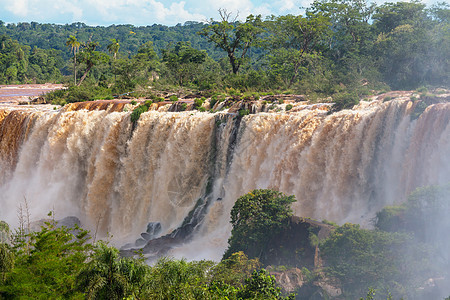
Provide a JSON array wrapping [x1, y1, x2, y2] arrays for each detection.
[[0, 0, 448, 105]]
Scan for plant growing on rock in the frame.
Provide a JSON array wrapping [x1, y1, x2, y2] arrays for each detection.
[[224, 189, 296, 264]]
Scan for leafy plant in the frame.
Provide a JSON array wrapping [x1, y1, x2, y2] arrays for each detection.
[[238, 109, 250, 117]]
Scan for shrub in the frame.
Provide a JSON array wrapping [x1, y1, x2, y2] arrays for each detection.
[[130, 105, 149, 123], [238, 109, 250, 117], [330, 92, 359, 113], [320, 223, 422, 299], [285, 104, 293, 111], [411, 100, 428, 120], [194, 98, 204, 109], [169, 95, 178, 102]]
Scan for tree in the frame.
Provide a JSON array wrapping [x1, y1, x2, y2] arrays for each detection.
[[66, 35, 81, 85], [107, 38, 120, 80], [113, 41, 159, 93], [0, 222, 13, 283], [162, 41, 207, 85], [308, 0, 375, 57], [0, 243, 13, 282], [0, 221, 91, 298], [372, 1, 450, 89], [107, 38, 120, 60], [224, 189, 296, 264], [307, 0, 377, 81], [320, 223, 433, 299], [199, 9, 264, 74], [210, 251, 260, 286], [265, 13, 331, 88], [76, 242, 130, 299], [77, 40, 109, 86], [147, 257, 214, 299], [237, 269, 294, 300]]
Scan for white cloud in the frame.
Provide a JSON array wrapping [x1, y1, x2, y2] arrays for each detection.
[[0, 0, 441, 26], [5, 0, 29, 17], [0, 0, 206, 25]]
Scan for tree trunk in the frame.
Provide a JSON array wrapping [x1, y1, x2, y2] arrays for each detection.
[[77, 65, 92, 86], [74, 52, 77, 85]]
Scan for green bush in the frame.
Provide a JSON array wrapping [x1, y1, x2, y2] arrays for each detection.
[[330, 92, 359, 113], [194, 98, 204, 109], [411, 100, 428, 120], [320, 222, 434, 299], [169, 95, 178, 102], [130, 104, 149, 123], [238, 109, 250, 117], [285, 104, 293, 111]]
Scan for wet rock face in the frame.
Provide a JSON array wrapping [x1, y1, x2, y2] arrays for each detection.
[[57, 216, 82, 228], [130, 222, 163, 247], [146, 222, 162, 237], [269, 268, 304, 293]]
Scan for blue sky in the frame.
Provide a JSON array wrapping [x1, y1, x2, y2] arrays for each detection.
[[0, 0, 438, 26]]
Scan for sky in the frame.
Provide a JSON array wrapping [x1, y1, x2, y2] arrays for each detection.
[[0, 0, 303, 26], [0, 0, 439, 27]]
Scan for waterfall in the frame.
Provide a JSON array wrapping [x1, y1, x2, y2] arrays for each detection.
[[0, 99, 448, 260]]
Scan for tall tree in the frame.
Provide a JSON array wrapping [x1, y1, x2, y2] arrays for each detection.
[[77, 40, 109, 86], [107, 38, 120, 80], [76, 242, 129, 299], [265, 13, 331, 88], [107, 38, 120, 60], [199, 9, 264, 74], [162, 41, 207, 85], [65, 35, 80, 85]]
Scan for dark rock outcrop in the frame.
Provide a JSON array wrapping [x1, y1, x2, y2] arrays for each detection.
[[263, 216, 334, 269]]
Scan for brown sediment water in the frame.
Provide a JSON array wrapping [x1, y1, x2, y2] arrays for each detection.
[[0, 97, 448, 260], [0, 84, 64, 104]]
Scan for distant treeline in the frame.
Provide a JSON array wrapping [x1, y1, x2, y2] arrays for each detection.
[[0, 0, 448, 98]]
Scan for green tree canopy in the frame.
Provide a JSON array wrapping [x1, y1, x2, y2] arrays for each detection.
[[225, 189, 296, 264], [162, 41, 207, 85], [66, 35, 81, 84], [199, 9, 264, 74]]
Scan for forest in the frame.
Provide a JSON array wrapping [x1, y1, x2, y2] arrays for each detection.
[[0, 0, 448, 107]]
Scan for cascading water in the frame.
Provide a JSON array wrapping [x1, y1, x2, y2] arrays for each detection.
[[0, 97, 448, 261]]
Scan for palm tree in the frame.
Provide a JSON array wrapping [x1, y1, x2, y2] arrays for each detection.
[[76, 242, 151, 299], [76, 242, 127, 299], [107, 38, 120, 60], [66, 35, 81, 85], [107, 39, 120, 80]]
